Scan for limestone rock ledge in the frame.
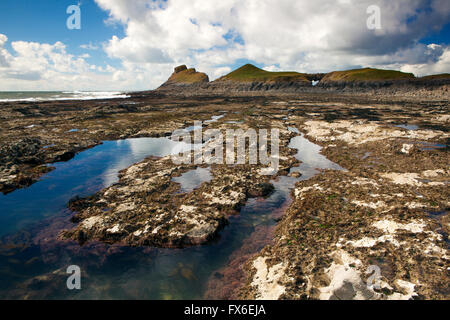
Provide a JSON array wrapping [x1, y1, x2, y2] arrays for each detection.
[[61, 123, 297, 248]]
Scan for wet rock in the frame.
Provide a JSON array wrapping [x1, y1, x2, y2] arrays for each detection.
[[289, 171, 302, 178], [238, 113, 449, 300], [5, 267, 86, 300], [333, 281, 356, 300], [0, 138, 43, 165], [53, 151, 76, 162], [401, 144, 414, 154], [247, 183, 275, 198]]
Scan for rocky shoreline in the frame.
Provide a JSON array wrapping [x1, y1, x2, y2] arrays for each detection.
[[237, 115, 449, 300], [0, 85, 448, 299]]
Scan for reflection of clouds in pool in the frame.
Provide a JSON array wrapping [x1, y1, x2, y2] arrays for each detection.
[[172, 167, 212, 193], [102, 157, 130, 187], [101, 138, 194, 187], [285, 128, 345, 181], [289, 135, 344, 172], [128, 138, 192, 158], [205, 115, 225, 123]]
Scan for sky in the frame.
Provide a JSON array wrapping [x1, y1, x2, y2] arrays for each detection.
[[0, 0, 449, 91]]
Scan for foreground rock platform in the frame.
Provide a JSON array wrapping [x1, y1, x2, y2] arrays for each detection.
[[0, 88, 448, 300]]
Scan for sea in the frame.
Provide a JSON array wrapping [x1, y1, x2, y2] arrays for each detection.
[[0, 91, 130, 103]]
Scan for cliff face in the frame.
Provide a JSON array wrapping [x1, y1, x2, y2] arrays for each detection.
[[158, 65, 209, 90]]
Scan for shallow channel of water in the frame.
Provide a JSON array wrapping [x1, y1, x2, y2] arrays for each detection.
[[395, 124, 419, 131]]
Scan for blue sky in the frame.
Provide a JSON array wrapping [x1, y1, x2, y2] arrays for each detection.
[[420, 23, 450, 45], [0, 0, 449, 91], [0, 0, 125, 70]]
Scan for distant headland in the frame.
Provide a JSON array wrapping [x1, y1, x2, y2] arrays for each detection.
[[156, 63, 450, 98]]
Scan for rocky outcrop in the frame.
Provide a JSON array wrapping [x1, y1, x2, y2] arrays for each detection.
[[61, 159, 281, 248], [316, 79, 450, 100], [158, 65, 209, 90], [0, 138, 50, 194]]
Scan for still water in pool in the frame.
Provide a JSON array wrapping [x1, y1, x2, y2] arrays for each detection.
[[0, 127, 343, 299]]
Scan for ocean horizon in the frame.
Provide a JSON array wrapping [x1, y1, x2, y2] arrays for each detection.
[[0, 91, 130, 103]]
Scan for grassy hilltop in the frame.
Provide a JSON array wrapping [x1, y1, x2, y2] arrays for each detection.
[[218, 64, 311, 83], [163, 65, 209, 86], [321, 68, 415, 82], [419, 73, 450, 80]]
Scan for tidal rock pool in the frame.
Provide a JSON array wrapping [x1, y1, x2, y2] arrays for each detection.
[[0, 125, 344, 299], [0, 137, 192, 237], [172, 167, 213, 193]]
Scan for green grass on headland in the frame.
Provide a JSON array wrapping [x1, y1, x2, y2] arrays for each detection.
[[322, 68, 415, 82], [419, 73, 450, 80], [169, 68, 209, 83], [219, 64, 310, 82]]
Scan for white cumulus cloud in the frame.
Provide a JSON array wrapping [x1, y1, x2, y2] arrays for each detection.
[[95, 0, 450, 89], [1, 0, 450, 90], [0, 35, 124, 91]]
